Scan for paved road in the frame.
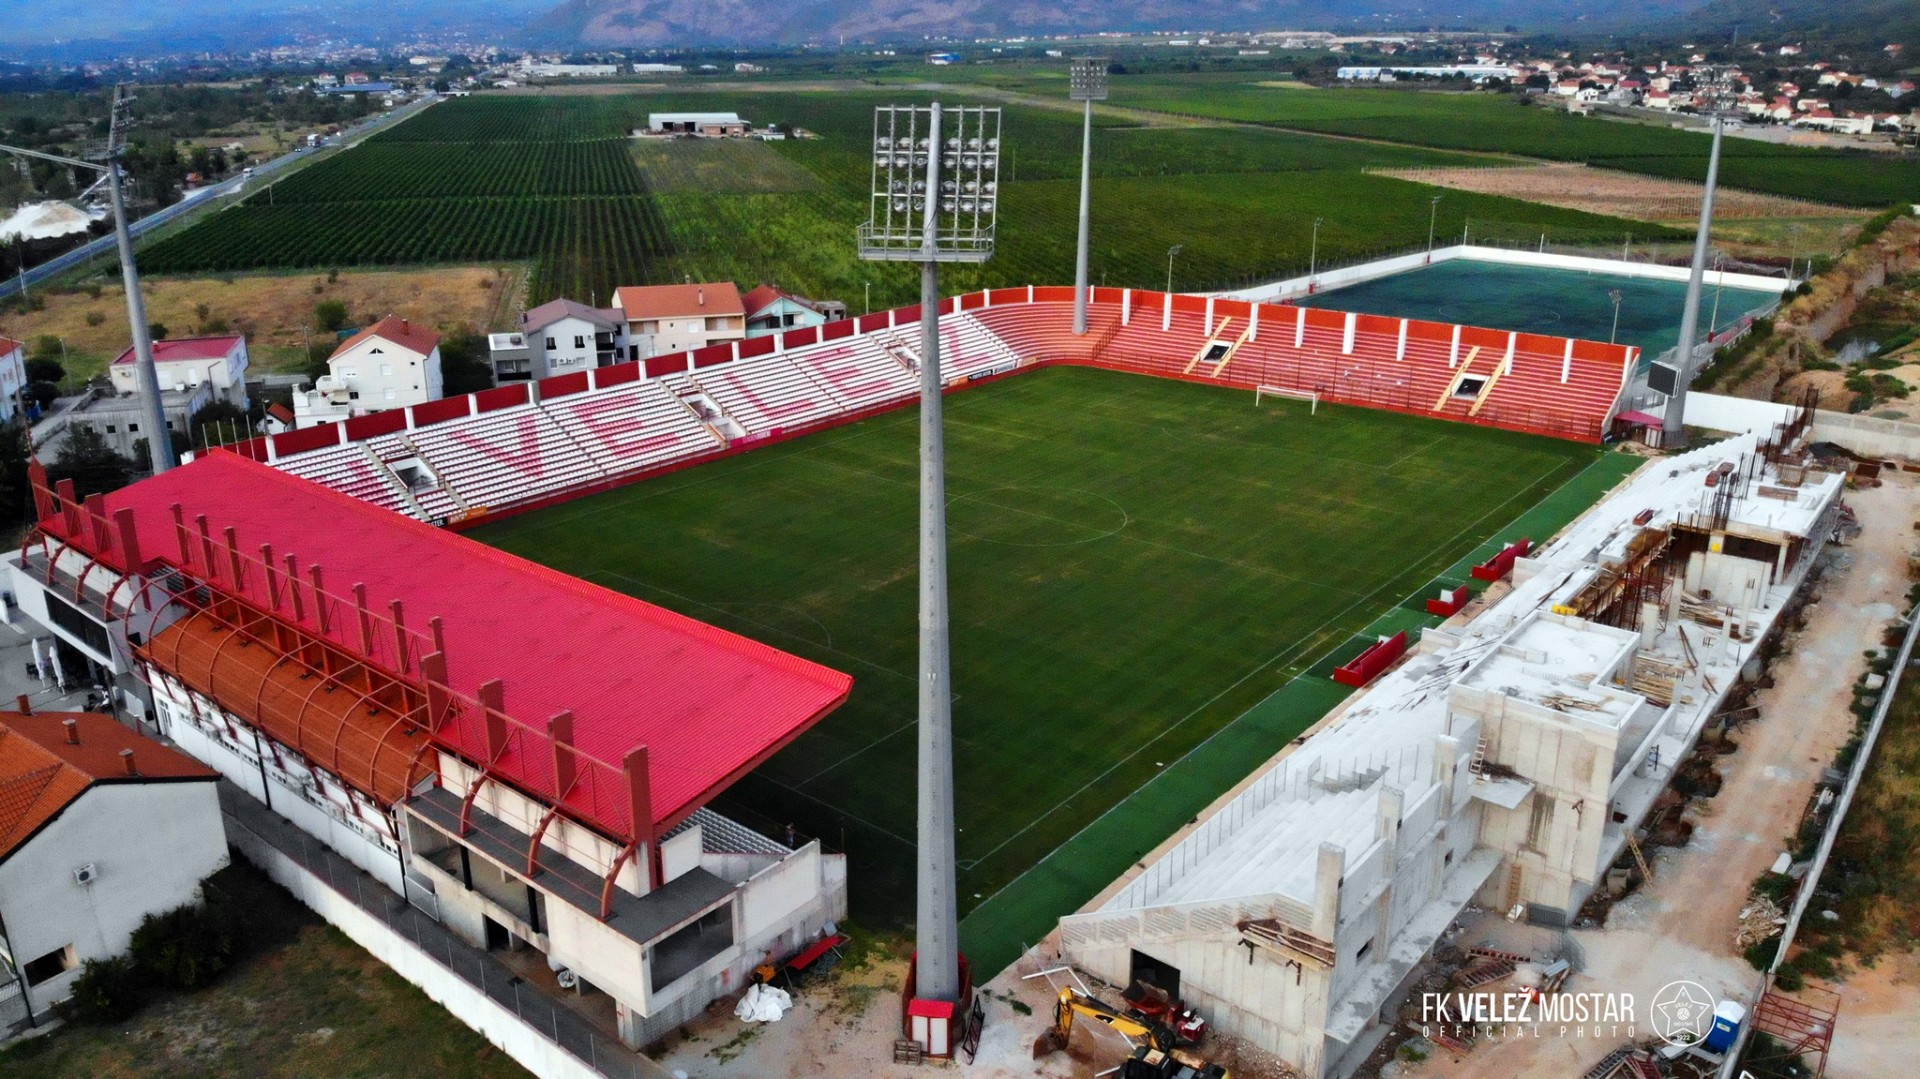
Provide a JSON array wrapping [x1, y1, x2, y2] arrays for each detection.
[[2, 93, 440, 300]]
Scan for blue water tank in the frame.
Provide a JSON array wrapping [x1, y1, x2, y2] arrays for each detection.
[[1704, 999, 1746, 1053]]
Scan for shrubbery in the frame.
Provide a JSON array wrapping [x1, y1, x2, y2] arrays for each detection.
[[59, 881, 238, 1025]]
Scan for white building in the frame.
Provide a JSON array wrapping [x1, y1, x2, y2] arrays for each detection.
[[641, 112, 748, 137], [0, 337, 27, 425], [611, 283, 746, 361], [294, 316, 443, 429], [0, 708, 226, 1032], [108, 334, 250, 405], [1060, 424, 1844, 1078], [489, 298, 625, 384]]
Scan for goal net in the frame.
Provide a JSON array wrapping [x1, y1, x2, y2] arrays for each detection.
[[1255, 385, 1317, 414]]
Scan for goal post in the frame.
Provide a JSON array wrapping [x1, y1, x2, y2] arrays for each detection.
[[1255, 385, 1317, 414]]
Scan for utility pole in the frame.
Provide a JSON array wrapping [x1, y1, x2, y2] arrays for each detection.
[[1609, 288, 1624, 345], [858, 103, 1000, 1052], [1661, 88, 1728, 451], [1069, 58, 1108, 336], [1309, 218, 1323, 290], [1166, 244, 1182, 294]]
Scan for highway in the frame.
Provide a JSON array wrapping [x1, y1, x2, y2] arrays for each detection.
[[2, 93, 439, 300]]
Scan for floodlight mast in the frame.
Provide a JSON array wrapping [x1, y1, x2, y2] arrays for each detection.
[[1662, 71, 1730, 450], [857, 103, 1000, 1025], [0, 84, 174, 475], [1069, 58, 1108, 336]]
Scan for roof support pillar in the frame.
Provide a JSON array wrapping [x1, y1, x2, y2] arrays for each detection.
[[623, 745, 656, 892], [113, 508, 143, 571]]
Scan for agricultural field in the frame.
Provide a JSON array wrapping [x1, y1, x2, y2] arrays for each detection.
[[1100, 75, 1920, 208], [139, 96, 671, 305], [468, 365, 1620, 970], [137, 90, 1676, 309]]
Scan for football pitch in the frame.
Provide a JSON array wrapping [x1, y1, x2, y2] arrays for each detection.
[[468, 365, 1633, 970]]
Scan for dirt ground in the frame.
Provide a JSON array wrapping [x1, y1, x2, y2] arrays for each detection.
[[1826, 952, 1920, 1079], [1375, 163, 1862, 225], [0, 265, 526, 377], [1412, 473, 1917, 1079]]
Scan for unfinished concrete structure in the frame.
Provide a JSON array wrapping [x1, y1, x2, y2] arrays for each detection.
[[1059, 403, 1843, 1078]]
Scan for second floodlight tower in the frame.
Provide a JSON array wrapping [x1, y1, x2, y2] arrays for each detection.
[[856, 101, 1000, 1055], [1070, 57, 1108, 335]]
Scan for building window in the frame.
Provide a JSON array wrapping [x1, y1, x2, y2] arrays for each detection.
[[384, 388, 397, 401], [342, 367, 359, 378], [128, 422, 139, 432], [105, 425, 117, 433], [23, 945, 76, 986], [573, 335, 585, 349], [545, 337, 556, 351], [380, 363, 392, 377]]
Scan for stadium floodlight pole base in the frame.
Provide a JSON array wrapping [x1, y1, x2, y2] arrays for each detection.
[[1072, 95, 1093, 335]]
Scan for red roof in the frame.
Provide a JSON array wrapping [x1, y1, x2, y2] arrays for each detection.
[[0, 711, 217, 861], [266, 402, 295, 424], [62, 454, 851, 838], [330, 315, 441, 361], [0, 337, 23, 358], [112, 334, 244, 367], [614, 283, 744, 320]]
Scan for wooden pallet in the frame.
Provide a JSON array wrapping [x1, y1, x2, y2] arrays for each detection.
[[892, 1039, 925, 1066], [1458, 959, 1516, 989], [1625, 1054, 1661, 1079], [1580, 1046, 1633, 1079], [1465, 946, 1534, 965]]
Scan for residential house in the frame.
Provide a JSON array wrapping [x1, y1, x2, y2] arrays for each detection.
[[489, 298, 625, 384], [741, 285, 846, 339], [292, 316, 443, 429], [0, 708, 226, 1034], [0, 338, 27, 425], [610, 283, 746, 361], [70, 335, 251, 457]]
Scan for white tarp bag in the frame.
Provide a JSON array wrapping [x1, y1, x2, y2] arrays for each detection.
[[734, 982, 793, 1023]]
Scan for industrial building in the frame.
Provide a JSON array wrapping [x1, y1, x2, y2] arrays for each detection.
[[1058, 407, 1842, 1078], [4, 453, 853, 1049]]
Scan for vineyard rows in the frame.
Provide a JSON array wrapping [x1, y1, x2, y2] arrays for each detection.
[[265, 141, 648, 203]]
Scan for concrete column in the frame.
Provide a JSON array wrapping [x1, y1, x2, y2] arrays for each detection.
[[1313, 843, 1344, 940]]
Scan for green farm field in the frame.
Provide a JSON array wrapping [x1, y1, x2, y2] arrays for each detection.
[[1099, 75, 1920, 208], [136, 90, 1678, 308], [467, 365, 1618, 968]]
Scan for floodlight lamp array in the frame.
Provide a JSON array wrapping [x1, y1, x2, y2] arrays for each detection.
[[857, 104, 1000, 263], [1069, 58, 1110, 102]]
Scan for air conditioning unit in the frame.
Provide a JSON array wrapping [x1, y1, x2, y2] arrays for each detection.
[[73, 863, 98, 886], [556, 968, 579, 990]]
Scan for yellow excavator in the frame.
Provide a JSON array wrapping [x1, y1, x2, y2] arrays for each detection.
[[1033, 989, 1230, 1079]]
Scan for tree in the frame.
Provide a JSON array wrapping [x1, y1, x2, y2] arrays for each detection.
[[437, 328, 492, 395], [188, 399, 249, 449], [303, 338, 336, 382], [315, 299, 350, 333], [25, 357, 65, 384], [26, 381, 60, 409], [31, 335, 62, 360], [149, 323, 169, 341], [0, 423, 32, 528], [48, 423, 136, 498]]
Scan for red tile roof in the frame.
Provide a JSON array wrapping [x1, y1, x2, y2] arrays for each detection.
[[614, 283, 744, 321], [266, 402, 295, 424], [112, 334, 244, 367], [741, 285, 822, 319], [0, 711, 217, 861], [63, 454, 851, 839], [0, 337, 23, 358], [329, 315, 441, 361]]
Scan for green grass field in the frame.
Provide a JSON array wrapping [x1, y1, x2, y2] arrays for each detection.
[[467, 365, 1621, 965], [137, 89, 1677, 307], [1101, 75, 1920, 208]]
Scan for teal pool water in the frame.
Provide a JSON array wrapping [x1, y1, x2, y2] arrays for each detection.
[[1297, 260, 1783, 358]]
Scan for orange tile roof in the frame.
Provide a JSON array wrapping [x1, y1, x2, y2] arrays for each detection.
[[329, 315, 442, 361], [613, 282, 744, 320], [0, 338, 23, 358], [0, 711, 217, 861]]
